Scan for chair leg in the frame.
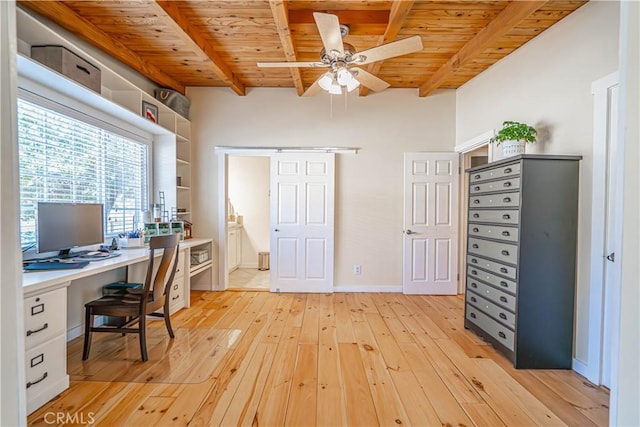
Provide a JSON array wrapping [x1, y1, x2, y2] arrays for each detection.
[[139, 314, 148, 362], [164, 305, 175, 339], [82, 307, 93, 361]]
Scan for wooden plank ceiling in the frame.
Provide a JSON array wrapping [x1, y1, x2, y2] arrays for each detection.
[[18, 0, 587, 97]]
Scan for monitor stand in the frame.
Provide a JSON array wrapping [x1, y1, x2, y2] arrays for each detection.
[[57, 249, 90, 259]]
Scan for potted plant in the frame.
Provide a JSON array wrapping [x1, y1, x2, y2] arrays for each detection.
[[490, 121, 537, 157]]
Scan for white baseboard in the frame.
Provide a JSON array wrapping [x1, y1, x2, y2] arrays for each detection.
[[67, 316, 108, 341], [239, 263, 259, 269], [572, 358, 598, 384], [334, 285, 403, 293]]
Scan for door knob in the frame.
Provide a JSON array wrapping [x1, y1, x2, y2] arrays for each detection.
[[606, 252, 615, 262], [405, 229, 416, 235], [275, 228, 280, 232]]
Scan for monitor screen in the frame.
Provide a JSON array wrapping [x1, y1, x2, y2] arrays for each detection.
[[37, 202, 104, 254]]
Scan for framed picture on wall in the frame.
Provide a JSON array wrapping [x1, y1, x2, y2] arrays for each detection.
[[142, 101, 158, 123]]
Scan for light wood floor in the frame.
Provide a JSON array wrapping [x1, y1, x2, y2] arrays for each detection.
[[28, 291, 609, 426], [229, 268, 269, 290]]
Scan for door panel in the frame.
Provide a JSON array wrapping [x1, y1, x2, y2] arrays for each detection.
[[270, 153, 335, 293], [404, 153, 459, 294]]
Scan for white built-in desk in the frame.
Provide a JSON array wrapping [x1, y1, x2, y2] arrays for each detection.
[[22, 237, 213, 414]]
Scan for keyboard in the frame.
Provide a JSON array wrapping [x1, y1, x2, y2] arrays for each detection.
[[24, 261, 89, 271]]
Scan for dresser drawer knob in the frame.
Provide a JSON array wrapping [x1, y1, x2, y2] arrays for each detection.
[[472, 227, 479, 232], [504, 168, 512, 173], [26, 372, 48, 389], [471, 282, 478, 288], [472, 244, 479, 249], [502, 214, 511, 220], [503, 197, 511, 203], [473, 199, 480, 204], [474, 186, 480, 191], [500, 296, 508, 303], [499, 313, 507, 320], [470, 312, 477, 319], [471, 258, 478, 264], [26, 323, 48, 337], [474, 174, 481, 180], [498, 331, 507, 339], [470, 296, 477, 303], [501, 231, 510, 236], [500, 267, 508, 273], [504, 182, 512, 187], [473, 213, 480, 218], [471, 270, 478, 275], [500, 281, 509, 288], [501, 250, 510, 256]]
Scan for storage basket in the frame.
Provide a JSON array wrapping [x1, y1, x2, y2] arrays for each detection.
[[154, 88, 190, 119]]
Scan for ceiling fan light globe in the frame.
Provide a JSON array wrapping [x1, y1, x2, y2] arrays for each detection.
[[328, 81, 342, 95], [318, 72, 334, 90], [346, 78, 360, 92], [336, 68, 353, 86]]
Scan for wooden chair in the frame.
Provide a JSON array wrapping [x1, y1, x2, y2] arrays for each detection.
[[82, 234, 180, 362]]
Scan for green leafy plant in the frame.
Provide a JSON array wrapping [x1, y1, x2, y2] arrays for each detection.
[[490, 121, 537, 145]]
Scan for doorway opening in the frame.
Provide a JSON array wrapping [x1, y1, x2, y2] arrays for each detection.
[[227, 155, 270, 291]]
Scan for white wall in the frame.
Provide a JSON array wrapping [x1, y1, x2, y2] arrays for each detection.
[[455, 1, 619, 370], [188, 87, 457, 288], [228, 156, 270, 267]]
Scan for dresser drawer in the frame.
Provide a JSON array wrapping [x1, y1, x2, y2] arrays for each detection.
[[470, 177, 521, 194], [174, 249, 187, 279], [468, 265, 517, 295], [169, 277, 185, 313], [470, 192, 520, 208], [24, 288, 66, 349], [469, 163, 521, 183], [468, 223, 518, 243], [467, 292, 516, 328], [25, 335, 67, 405], [466, 305, 515, 351], [469, 209, 519, 225], [468, 237, 518, 265], [467, 255, 517, 280], [467, 278, 516, 310]]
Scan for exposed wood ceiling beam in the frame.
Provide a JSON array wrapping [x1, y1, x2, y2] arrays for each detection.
[[359, 0, 415, 96], [153, 1, 246, 96], [18, 0, 185, 93], [268, 0, 304, 96], [419, 0, 548, 97]]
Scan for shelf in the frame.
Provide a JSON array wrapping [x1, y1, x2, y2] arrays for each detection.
[[190, 260, 212, 277], [176, 158, 190, 165]]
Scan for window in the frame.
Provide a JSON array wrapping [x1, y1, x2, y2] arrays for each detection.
[[18, 98, 149, 249]]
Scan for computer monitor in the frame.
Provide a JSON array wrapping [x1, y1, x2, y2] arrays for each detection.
[[37, 202, 104, 256]]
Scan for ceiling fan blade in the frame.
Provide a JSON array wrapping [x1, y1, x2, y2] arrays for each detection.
[[313, 12, 344, 56], [351, 68, 390, 92], [302, 79, 324, 97], [257, 61, 327, 68], [355, 35, 423, 65]]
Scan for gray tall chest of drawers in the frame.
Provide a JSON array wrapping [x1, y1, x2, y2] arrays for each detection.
[[464, 154, 581, 369]]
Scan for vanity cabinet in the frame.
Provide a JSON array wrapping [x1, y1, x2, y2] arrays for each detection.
[[464, 154, 581, 368]]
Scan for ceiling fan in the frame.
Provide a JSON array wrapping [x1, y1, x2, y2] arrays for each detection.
[[257, 12, 423, 96]]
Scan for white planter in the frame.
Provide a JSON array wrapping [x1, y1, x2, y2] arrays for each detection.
[[502, 140, 526, 158]]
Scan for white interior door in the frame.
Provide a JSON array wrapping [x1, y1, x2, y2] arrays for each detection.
[[270, 153, 335, 293], [403, 152, 459, 295]]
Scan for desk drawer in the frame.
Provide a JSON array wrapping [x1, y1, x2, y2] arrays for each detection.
[[470, 177, 521, 194], [169, 277, 185, 313], [470, 192, 520, 208], [174, 250, 187, 279], [469, 209, 519, 225], [470, 163, 521, 183], [25, 335, 67, 402], [24, 288, 66, 349], [467, 278, 516, 311], [468, 238, 518, 265], [468, 223, 518, 243], [467, 292, 516, 328], [467, 255, 517, 280], [466, 305, 515, 351]]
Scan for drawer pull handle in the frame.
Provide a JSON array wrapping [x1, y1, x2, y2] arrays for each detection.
[[500, 281, 509, 288], [504, 168, 512, 173], [470, 296, 477, 303], [503, 197, 511, 203], [26, 372, 48, 389], [473, 199, 480, 204], [471, 259, 478, 264], [470, 312, 477, 319], [500, 296, 508, 303], [501, 250, 510, 256], [76, 64, 91, 75], [473, 213, 480, 218], [504, 182, 512, 187], [502, 231, 510, 236], [26, 323, 48, 337], [499, 313, 507, 320], [502, 214, 511, 220], [472, 227, 479, 232], [472, 244, 479, 249], [471, 270, 478, 275], [471, 282, 478, 288], [474, 174, 481, 180], [500, 267, 508, 273], [474, 186, 480, 191], [172, 295, 180, 301], [498, 331, 507, 339]]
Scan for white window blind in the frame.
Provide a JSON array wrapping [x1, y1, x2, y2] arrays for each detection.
[[18, 98, 149, 248]]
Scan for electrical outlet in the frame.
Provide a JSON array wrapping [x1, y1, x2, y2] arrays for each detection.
[[354, 264, 361, 275]]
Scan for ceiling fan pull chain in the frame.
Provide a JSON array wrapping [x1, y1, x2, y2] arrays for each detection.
[[344, 89, 348, 112], [329, 93, 333, 118]]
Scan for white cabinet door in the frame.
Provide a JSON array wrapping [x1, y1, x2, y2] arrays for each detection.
[[270, 153, 335, 293], [403, 152, 459, 294]]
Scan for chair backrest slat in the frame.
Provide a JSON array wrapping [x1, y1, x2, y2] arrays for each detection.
[[141, 234, 180, 311]]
